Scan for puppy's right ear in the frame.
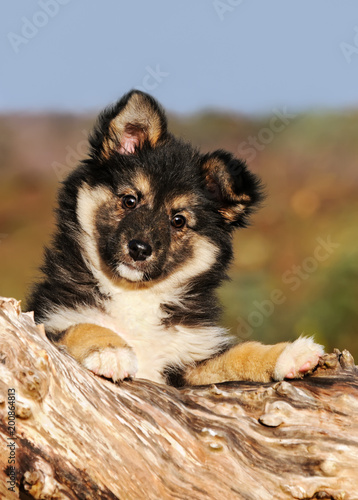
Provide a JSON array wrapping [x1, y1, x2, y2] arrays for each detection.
[[90, 90, 168, 159]]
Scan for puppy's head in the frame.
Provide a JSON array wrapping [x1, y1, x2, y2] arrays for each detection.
[[74, 91, 263, 285]]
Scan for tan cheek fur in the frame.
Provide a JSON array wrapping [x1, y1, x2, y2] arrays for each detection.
[[184, 341, 288, 385], [59, 323, 129, 364]]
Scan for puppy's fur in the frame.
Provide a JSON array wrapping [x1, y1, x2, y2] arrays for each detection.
[[27, 91, 323, 386]]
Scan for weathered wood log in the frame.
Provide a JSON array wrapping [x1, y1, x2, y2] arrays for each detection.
[[0, 297, 357, 500]]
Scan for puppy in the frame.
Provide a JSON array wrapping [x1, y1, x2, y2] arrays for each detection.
[[27, 90, 324, 386]]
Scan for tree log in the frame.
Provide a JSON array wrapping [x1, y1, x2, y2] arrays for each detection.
[[0, 297, 357, 500]]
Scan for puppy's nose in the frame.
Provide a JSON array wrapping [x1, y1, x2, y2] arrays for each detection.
[[128, 239, 152, 261]]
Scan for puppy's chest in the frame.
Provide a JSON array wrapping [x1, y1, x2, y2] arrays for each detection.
[[97, 288, 223, 383], [105, 288, 165, 335], [102, 289, 189, 381]]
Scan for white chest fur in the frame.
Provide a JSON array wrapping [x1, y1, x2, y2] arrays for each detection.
[[97, 268, 229, 382], [44, 286, 227, 383]]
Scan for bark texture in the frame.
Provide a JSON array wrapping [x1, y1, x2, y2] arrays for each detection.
[[0, 296, 357, 500]]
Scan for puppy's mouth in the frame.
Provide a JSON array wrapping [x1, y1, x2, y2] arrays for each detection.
[[117, 262, 146, 282], [116, 252, 157, 282]]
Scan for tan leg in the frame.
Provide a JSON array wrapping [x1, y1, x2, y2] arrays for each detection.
[[184, 337, 324, 385], [59, 323, 138, 382], [184, 341, 288, 385]]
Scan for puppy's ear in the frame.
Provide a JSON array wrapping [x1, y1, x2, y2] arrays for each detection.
[[90, 90, 168, 159], [201, 150, 264, 227]]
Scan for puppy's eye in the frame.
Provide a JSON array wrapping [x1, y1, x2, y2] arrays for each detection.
[[171, 214, 186, 229], [122, 195, 137, 209]]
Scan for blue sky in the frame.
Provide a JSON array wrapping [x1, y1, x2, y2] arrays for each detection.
[[1, 0, 357, 115]]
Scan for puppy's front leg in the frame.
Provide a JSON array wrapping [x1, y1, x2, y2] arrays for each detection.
[[184, 337, 324, 385], [58, 323, 138, 382]]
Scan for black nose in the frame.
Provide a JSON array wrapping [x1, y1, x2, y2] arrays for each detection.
[[128, 239, 152, 261]]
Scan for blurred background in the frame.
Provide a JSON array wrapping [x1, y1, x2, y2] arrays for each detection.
[[0, 1, 357, 357]]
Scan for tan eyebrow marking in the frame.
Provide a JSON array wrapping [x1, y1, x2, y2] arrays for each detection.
[[119, 171, 154, 207], [133, 171, 151, 198], [165, 193, 199, 228], [167, 193, 200, 211]]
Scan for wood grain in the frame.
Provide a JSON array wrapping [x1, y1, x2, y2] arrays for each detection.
[[0, 297, 357, 500]]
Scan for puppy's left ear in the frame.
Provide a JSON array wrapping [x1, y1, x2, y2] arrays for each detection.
[[201, 150, 264, 227], [90, 90, 168, 159]]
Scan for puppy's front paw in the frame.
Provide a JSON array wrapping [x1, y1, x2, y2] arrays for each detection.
[[274, 336, 324, 381], [83, 346, 138, 382]]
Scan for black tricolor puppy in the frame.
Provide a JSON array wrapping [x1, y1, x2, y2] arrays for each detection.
[[27, 91, 323, 386]]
